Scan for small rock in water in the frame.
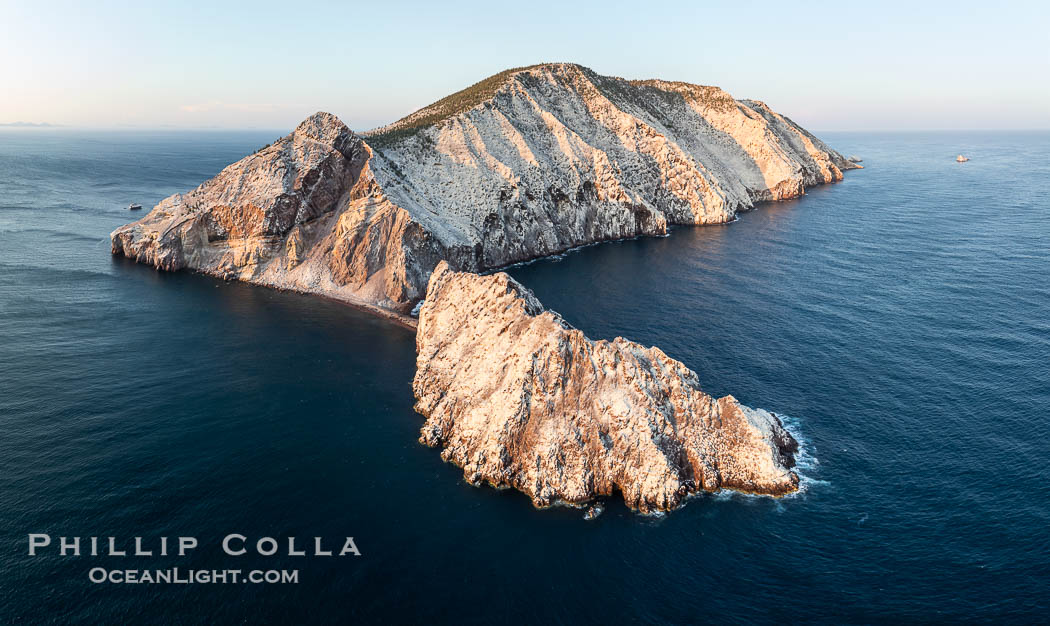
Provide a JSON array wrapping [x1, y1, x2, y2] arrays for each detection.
[[583, 504, 605, 521]]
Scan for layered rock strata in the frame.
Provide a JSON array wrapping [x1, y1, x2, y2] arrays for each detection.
[[413, 262, 800, 513]]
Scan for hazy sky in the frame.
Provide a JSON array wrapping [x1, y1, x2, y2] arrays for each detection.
[[2, 0, 1048, 131]]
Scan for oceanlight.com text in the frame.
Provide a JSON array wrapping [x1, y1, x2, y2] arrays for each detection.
[[87, 568, 299, 584]]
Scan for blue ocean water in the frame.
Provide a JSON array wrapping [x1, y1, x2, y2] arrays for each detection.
[[1, 129, 1048, 623]]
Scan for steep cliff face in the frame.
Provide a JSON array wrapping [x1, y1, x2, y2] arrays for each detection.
[[413, 262, 800, 513], [112, 63, 858, 315]]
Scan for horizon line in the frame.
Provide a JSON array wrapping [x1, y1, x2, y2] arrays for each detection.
[[4, 124, 1050, 134]]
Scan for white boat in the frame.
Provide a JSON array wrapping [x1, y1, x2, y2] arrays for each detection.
[[127, 203, 143, 210], [956, 155, 969, 162]]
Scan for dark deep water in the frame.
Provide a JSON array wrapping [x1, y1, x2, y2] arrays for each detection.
[[1, 129, 1048, 623]]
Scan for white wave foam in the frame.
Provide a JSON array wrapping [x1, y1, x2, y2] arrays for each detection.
[[772, 412, 828, 498], [681, 411, 827, 508]]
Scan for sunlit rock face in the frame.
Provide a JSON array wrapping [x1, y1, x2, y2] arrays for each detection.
[[112, 64, 857, 315], [412, 262, 800, 513]]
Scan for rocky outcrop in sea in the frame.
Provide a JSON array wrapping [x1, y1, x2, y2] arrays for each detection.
[[413, 262, 800, 513], [111, 63, 858, 317]]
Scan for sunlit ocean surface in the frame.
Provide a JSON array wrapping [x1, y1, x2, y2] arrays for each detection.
[[1, 129, 1048, 622]]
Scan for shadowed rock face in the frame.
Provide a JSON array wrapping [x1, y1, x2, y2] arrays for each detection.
[[111, 64, 858, 317], [413, 262, 800, 513], [112, 112, 363, 271]]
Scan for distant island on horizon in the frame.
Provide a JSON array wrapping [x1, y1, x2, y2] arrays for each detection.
[[0, 121, 60, 128]]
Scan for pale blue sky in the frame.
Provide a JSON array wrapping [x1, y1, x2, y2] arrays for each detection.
[[2, 0, 1047, 131]]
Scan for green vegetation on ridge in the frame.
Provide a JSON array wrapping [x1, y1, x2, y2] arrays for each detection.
[[366, 64, 548, 146]]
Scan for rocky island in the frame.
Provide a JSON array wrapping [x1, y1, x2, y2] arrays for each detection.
[[111, 63, 857, 512], [414, 262, 800, 513], [112, 63, 858, 320]]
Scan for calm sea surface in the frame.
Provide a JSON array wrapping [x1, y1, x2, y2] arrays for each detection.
[[1, 129, 1048, 623]]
